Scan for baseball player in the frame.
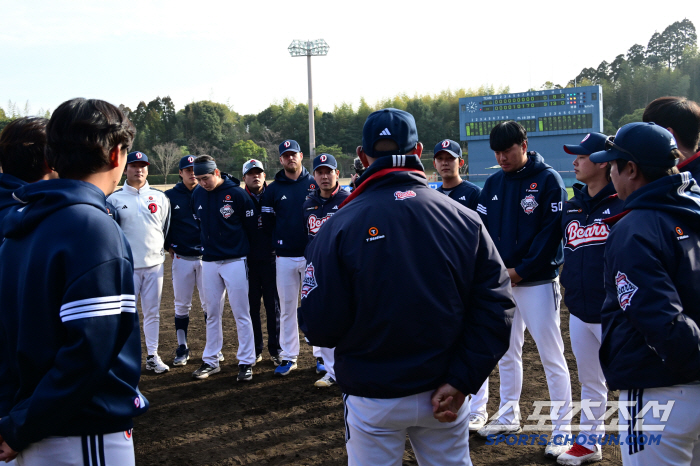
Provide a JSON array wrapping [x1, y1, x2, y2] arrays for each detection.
[[0, 117, 58, 225], [108, 151, 171, 374], [591, 122, 700, 465], [433, 139, 481, 211], [302, 153, 349, 388], [0, 98, 148, 465], [475, 121, 572, 459], [164, 155, 207, 366], [556, 133, 623, 466], [190, 155, 257, 382], [299, 108, 514, 465], [242, 159, 281, 365], [261, 139, 324, 376], [643, 96, 700, 179]]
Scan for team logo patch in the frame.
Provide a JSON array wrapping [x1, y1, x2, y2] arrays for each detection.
[[308, 214, 333, 235], [581, 134, 590, 143], [441, 140, 450, 148], [124, 429, 133, 440], [301, 262, 318, 299], [134, 396, 141, 408], [148, 196, 153, 201], [676, 226, 689, 240], [187, 156, 194, 163], [320, 154, 327, 162], [225, 194, 231, 201], [615, 272, 638, 311], [520, 194, 538, 214], [136, 152, 143, 159], [394, 190, 416, 201], [148, 203, 158, 214], [220, 204, 234, 218], [284, 141, 291, 148], [530, 183, 537, 190], [310, 184, 316, 190], [565, 220, 610, 249]]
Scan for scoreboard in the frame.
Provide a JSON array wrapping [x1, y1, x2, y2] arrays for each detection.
[[459, 85, 603, 141]]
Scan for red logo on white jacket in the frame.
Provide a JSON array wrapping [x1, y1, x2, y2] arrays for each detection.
[[565, 220, 610, 249]]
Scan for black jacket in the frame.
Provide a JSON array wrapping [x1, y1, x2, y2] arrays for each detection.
[[302, 183, 349, 245], [246, 183, 275, 261]]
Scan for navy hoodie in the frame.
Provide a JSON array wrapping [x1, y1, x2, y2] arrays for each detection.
[[0, 173, 27, 226], [477, 152, 566, 283], [437, 180, 481, 211], [0, 179, 148, 451], [678, 149, 700, 180], [165, 182, 202, 257], [261, 167, 316, 257], [300, 155, 514, 399], [302, 183, 349, 244], [191, 173, 256, 262], [600, 172, 700, 390], [245, 183, 275, 261], [560, 182, 624, 323]]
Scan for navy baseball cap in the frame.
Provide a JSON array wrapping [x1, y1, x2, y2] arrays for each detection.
[[127, 151, 149, 165], [279, 139, 301, 155], [179, 155, 195, 169], [242, 159, 264, 176], [362, 108, 418, 158], [313, 153, 337, 171], [563, 133, 607, 155], [434, 139, 462, 158], [590, 122, 678, 168]]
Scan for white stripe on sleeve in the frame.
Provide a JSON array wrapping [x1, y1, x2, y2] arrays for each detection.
[[60, 295, 136, 322]]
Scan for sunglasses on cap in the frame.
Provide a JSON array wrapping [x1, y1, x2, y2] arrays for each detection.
[[604, 136, 639, 163]]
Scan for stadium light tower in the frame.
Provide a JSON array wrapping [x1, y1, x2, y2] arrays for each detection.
[[288, 39, 329, 158]]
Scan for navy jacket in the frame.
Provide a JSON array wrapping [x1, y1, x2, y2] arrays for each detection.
[[191, 174, 255, 262], [476, 152, 566, 283], [600, 172, 700, 390], [261, 168, 316, 257], [302, 183, 349, 244], [561, 183, 624, 323], [437, 180, 481, 211], [245, 183, 276, 261], [678, 150, 700, 180], [105, 200, 120, 223], [300, 155, 514, 399], [0, 180, 148, 451], [0, 173, 27, 226], [165, 182, 202, 257]]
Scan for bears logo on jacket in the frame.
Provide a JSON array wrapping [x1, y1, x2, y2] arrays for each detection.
[[615, 271, 638, 310], [301, 262, 317, 298], [394, 190, 416, 201], [520, 194, 538, 214], [565, 220, 610, 249], [220, 205, 234, 219], [308, 214, 333, 235]]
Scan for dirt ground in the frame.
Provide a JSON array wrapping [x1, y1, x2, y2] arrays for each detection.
[[133, 256, 623, 465]]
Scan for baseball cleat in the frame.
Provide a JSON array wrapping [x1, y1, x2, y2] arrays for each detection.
[[315, 357, 326, 374], [476, 418, 522, 438], [173, 345, 190, 366], [545, 442, 572, 459], [557, 443, 602, 465], [274, 360, 297, 376], [270, 354, 281, 366], [314, 373, 336, 388], [217, 351, 225, 362], [145, 354, 170, 374], [467, 413, 487, 432], [237, 364, 253, 382], [192, 363, 220, 379]]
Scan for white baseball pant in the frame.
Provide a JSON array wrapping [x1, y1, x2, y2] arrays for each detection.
[[133, 264, 164, 356], [276, 256, 322, 361], [469, 379, 489, 418], [320, 347, 335, 380], [569, 315, 606, 447], [495, 279, 572, 436], [619, 384, 700, 466], [344, 390, 473, 466], [201, 258, 255, 366], [172, 255, 206, 346], [15, 431, 135, 466]]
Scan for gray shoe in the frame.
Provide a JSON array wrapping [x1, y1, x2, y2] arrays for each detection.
[[192, 363, 220, 379]]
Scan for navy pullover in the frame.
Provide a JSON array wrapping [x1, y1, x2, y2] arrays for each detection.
[[560, 182, 623, 323], [302, 183, 349, 244], [678, 149, 700, 180], [0, 180, 148, 451], [0, 173, 27, 226], [246, 183, 275, 261], [600, 172, 700, 390], [300, 155, 514, 399], [165, 182, 202, 257], [261, 167, 316, 257], [476, 152, 566, 283], [437, 180, 481, 211], [191, 174, 256, 262]]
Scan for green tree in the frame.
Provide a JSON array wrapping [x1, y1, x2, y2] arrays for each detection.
[[618, 108, 646, 127], [229, 140, 266, 172]]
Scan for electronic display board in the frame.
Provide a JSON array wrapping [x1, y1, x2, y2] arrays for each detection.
[[459, 86, 603, 141]]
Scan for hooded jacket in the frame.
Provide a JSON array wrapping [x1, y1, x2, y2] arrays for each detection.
[[165, 182, 202, 257], [245, 183, 275, 262], [191, 173, 256, 262], [300, 155, 514, 399], [560, 182, 624, 323], [600, 172, 700, 390], [678, 149, 700, 180], [476, 152, 566, 284], [302, 183, 349, 245], [0, 173, 27, 226], [0, 179, 148, 451], [436, 180, 481, 211], [260, 167, 316, 257]]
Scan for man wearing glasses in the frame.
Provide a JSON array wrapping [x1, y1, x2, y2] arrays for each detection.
[[591, 122, 700, 466]]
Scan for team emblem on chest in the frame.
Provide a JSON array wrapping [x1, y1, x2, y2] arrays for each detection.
[[220, 204, 234, 218], [520, 194, 538, 214], [308, 214, 333, 235], [565, 220, 610, 249]]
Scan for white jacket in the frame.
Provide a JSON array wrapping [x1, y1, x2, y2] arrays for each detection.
[[108, 181, 171, 269]]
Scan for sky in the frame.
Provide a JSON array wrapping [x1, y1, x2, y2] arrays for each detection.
[[1, 0, 697, 117]]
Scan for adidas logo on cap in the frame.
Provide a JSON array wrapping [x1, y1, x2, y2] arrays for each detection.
[[379, 128, 391, 136]]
